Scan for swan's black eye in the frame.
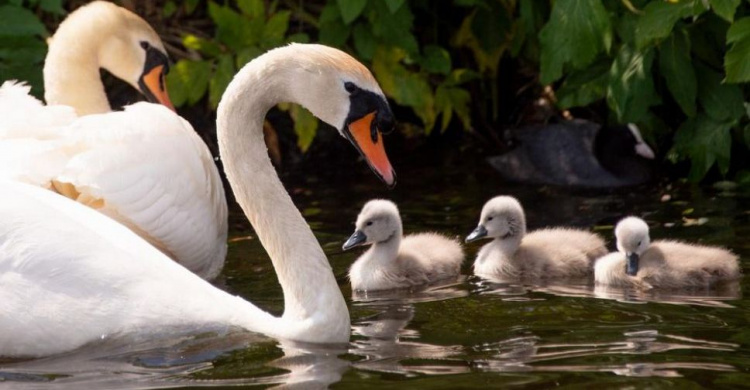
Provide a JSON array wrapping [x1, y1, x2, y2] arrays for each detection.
[[344, 82, 357, 93], [487, 217, 494, 221], [140, 41, 150, 50], [637, 241, 641, 246], [366, 221, 373, 226]]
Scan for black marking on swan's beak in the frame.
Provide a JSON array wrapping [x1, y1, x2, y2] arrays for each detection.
[[465, 225, 488, 243], [343, 230, 367, 250], [138, 45, 174, 111], [625, 252, 640, 276]]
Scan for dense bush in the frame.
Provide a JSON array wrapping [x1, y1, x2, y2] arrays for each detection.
[[3, 0, 749, 182]]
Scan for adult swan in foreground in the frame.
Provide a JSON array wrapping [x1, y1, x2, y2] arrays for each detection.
[[0, 1, 227, 280], [0, 44, 396, 358]]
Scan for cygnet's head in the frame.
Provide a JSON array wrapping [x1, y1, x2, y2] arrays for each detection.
[[614, 216, 651, 276], [465, 196, 527, 243], [342, 199, 402, 250], [48, 1, 174, 109], [252, 44, 396, 187]]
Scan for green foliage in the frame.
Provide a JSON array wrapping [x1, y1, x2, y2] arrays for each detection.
[[541, 0, 750, 182], [0, 0, 64, 97]]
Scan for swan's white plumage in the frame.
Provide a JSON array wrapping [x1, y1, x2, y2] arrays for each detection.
[[0, 181, 267, 358], [0, 0, 228, 279], [347, 200, 464, 291], [594, 217, 740, 289], [0, 90, 228, 279], [470, 196, 607, 279]]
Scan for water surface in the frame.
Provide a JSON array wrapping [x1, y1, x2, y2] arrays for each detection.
[[2, 144, 749, 389]]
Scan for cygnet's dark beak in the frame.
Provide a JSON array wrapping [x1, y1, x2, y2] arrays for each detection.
[[625, 252, 640, 276], [342, 230, 368, 250], [465, 225, 488, 243]]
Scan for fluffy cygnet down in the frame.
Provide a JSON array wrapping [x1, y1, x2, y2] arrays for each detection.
[[342, 199, 465, 291], [594, 217, 740, 289], [466, 196, 607, 279]]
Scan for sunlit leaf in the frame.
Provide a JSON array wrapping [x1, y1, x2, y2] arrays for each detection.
[[696, 63, 745, 122], [556, 59, 610, 109], [262, 10, 290, 46], [724, 17, 750, 83], [209, 55, 235, 109], [183, 34, 223, 57], [336, 0, 366, 24], [607, 45, 660, 123], [420, 45, 451, 75], [0, 5, 46, 36], [709, 0, 739, 22], [166, 59, 211, 107], [453, 10, 505, 74], [659, 30, 697, 116], [539, 0, 612, 84], [289, 104, 319, 152], [635, 0, 695, 49]]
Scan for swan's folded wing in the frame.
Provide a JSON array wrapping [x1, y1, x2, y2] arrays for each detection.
[[0, 81, 77, 138], [55, 103, 228, 279]]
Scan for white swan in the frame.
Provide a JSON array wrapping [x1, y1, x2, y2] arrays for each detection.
[[0, 1, 227, 279], [342, 200, 464, 291], [0, 43, 396, 358], [594, 216, 740, 289], [466, 196, 607, 279]]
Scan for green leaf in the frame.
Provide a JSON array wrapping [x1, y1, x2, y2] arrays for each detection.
[[420, 45, 452, 75], [183, 35, 222, 57], [673, 115, 732, 180], [384, 0, 405, 13], [184, 0, 200, 15], [471, 0, 511, 52], [38, 0, 64, 15], [539, 0, 612, 84], [208, 2, 253, 50], [237, 0, 264, 19], [725, 17, 750, 83], [0, 5, 46, 36], [696, 63, 745, 122], [209, 55, 235, 109], [635, 0, 695, 49], [262, 10, 290, 45], [709, 0, 740, 22], [166, 59, 211, 107], [607, 45, 660, 123], [286, 33, 310, 44], [319, 4, 350, 47], [435, 84, 471, 132], [556, 58, 610, 109], [163, 0, 177, 18], [235, 46, 263, 69], [659, 30, 697, 116], [368, 0, 419, 56], [353, 24, 376, 60], [290, 104, 319, 152], [372, 46, 436, 131], [336, 0, 366, 24]]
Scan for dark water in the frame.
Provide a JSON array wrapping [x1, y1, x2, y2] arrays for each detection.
[[2, 145, 749, 389]]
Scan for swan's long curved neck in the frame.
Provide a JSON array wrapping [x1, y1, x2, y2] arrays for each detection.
[[216, 57, 349, 340], [43, 20, 111, 115]]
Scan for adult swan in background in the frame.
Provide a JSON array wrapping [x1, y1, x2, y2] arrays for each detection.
[[0, 1, 227, 279], [0, 43, 396, 358]]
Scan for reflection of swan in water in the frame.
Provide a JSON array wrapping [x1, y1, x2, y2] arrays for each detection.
[[351, 275, 469, 304], [350, 303, 466, 376], [0, 330, 350, 388], [474, 330, 737, 377], [471, 273, 741, 308]]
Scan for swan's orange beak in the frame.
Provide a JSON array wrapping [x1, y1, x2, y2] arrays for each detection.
[[140, 65, 175, 111], [345, 112, 396, 188]]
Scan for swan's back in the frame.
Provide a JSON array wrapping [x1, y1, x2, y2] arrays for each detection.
[[0, 100, 228, 279], [399, 232, 464, 277], [595, 240, 740, 288], [0, 181, 251, 357], [0, 81, 77, 138], [477, 228, 606, 278]]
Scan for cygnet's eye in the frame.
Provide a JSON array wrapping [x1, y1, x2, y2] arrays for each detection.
[[366, 221, 373, 226], [637, 240, 642, 246], [487, 216, 494, 221], [344, 81, 357, 93]]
